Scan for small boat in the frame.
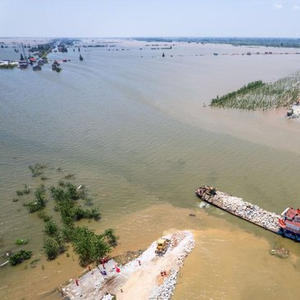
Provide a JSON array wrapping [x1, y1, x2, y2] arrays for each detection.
[[33, 65, 41, 71], [79, 54, 83, 61], [52, 61, 62, 72], [19, 60, 29, 69], [38, 60, 45, 66]]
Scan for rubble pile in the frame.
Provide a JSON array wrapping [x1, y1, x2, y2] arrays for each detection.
[[212, 192, 281, 232], [150, 231, 195, 300]]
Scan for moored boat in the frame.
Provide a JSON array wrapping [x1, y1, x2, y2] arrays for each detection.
[[195, 185, 300, 242], [52, 60, 62, 72], [19, 60, 29, 69], [33, 65, 42, 71]]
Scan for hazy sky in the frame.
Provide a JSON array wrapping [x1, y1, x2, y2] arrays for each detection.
[[0, 0, 299, 38]]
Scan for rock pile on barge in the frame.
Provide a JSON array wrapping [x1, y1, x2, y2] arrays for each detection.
[[196, 186, 300, 242]]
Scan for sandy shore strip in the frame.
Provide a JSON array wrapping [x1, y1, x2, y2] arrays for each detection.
[[61, 230, 195, 300]]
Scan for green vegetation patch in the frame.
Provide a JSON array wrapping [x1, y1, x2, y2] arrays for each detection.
[[0, 64, 17, 69], [24, 184, 47, 213], [16, 165, 118, 267], [43, 238, 62, 260], [28, 163, 46, 177], [16, 184, 31, 196], [9, 250, 32, 266], [210, 73, 300, 110], [50, 182, 100, 225], [15, 238, 29, 245]]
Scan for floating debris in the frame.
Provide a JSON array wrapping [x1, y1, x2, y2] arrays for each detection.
[[269, 247, 289, 259]]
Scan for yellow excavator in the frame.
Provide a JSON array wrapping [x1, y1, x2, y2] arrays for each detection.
[[155, 238, 170, 256]]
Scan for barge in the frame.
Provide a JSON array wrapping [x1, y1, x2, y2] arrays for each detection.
[[196, 186, 300, 242]]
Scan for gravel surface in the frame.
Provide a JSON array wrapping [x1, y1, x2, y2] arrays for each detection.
[[62, 230, 195, 300]]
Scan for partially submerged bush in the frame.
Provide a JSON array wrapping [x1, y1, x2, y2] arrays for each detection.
[[16, 184, 31, 196], [16, 166, 116, 265], [102, 228, 118, 247], [44, 220, 59, 236], [25, 184, 47, 213], [9, 250, 32, 266], [28, 164, 46, 177], [58, 180, 65, 187], [71, 206, 101, 221], [15, 239, 28, 245], [37, 210, 51, 222], [64, 173, 75, 180], [43, 238, 60, 260], [50, 183, 100, 224]]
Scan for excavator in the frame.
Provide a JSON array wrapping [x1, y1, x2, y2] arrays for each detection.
[[155, 238, 170, 256]]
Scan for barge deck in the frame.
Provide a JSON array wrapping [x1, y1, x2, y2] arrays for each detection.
[[195, 186, 300, 242]]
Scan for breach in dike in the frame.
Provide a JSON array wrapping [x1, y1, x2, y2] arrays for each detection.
[[195, 185, 300, 242]]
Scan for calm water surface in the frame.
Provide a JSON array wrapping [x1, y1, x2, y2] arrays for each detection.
[[1, 40, 300, 299]]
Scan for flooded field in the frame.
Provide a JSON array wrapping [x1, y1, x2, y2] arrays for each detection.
[[1, 39, 300, 299]]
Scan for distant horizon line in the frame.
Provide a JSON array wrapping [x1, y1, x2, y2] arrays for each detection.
[[0, 36, 299, 40]]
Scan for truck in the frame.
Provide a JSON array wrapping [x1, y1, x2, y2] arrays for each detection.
[[155, 238, 170, 256]]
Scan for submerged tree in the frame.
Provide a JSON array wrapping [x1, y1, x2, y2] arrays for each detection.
[[43, 238, 61, 260], [9, 250, 32, 266], [102, 228, 119, 247], [25, 184, 47, 213], [71, 227, 112, 266], [18, 167, 118, 265]]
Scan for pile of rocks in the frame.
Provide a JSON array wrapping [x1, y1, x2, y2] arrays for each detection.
[[149, 269, 177, 300], [213, 192, 280, 232], [100, 294, 115, 300], [149, 231, 195, 300]]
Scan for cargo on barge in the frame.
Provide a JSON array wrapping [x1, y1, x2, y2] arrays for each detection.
[[195, 186, 300, 242]]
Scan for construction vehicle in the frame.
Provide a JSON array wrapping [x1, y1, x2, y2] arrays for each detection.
[[155, 238, 170, 256]]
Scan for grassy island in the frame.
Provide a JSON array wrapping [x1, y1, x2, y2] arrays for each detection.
[[210, 72, 300, 110]]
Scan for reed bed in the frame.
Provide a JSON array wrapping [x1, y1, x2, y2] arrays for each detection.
[[210, 72, 300, 110]]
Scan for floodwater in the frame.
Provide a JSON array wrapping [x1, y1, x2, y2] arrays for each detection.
[[1, 40, 300, 300]]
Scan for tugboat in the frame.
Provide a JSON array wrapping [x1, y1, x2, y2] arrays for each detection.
[[278, 208, 300, 242]]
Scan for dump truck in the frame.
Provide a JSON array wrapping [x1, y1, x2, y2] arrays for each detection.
[[155, 238, 170, 256]]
